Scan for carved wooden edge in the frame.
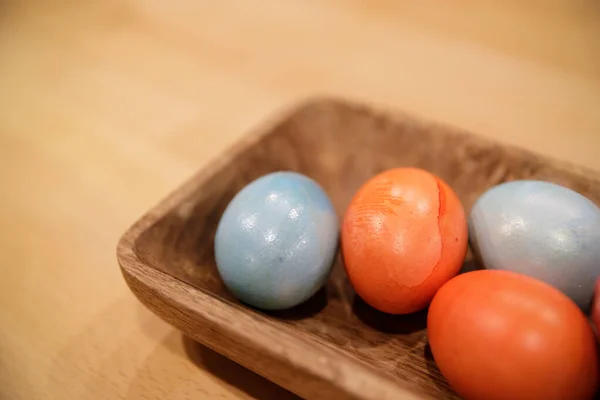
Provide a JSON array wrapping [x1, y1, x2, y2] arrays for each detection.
[[117, 250, 427, 400], [116, 97, 431, 400], [351, 98, 600, 191]]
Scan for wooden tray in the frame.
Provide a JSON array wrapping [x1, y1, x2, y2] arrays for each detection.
[[117, 98, 600, 400]]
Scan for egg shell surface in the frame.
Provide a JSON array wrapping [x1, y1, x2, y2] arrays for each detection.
[[214, 171, 338, 310], [428, 269, 599, 400], [341, 167, 468, 314], [469, 180, 600, 311]]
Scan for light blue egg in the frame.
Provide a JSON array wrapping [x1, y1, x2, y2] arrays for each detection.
[[214, 171, 339, 310], [469, 180, 600, 310]]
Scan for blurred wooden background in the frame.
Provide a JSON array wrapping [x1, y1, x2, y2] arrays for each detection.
[[0, 1, 599, 399]]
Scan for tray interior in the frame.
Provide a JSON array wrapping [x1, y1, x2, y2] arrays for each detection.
[[133, 99, 600, 399]]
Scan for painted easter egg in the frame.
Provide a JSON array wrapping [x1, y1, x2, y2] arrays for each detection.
[[428, 269, 598, 400], [341, 167, 468, 314], [469, 180, 600, 311], [214, 171, 338, 310]]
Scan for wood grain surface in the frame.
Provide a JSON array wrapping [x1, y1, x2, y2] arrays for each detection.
[[1, 1, 600, 399], [119, 99, 600, 400]]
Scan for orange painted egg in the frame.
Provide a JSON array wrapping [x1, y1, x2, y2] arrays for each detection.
[[341, 168, 468, 314], [428, 270, 599, 400]]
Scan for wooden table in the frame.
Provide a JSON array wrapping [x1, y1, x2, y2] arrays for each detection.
[[1, 1, 599, 399]]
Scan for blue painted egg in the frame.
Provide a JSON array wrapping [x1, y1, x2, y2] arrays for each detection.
[[469, 180, 600, 310], [214, 171, 339, 310]]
